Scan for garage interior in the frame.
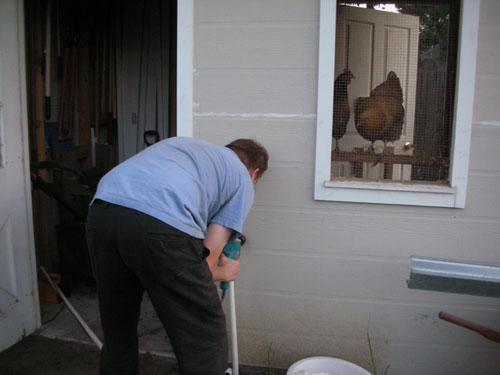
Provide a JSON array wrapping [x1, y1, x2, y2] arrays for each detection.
[[24, 0, 177, 356]]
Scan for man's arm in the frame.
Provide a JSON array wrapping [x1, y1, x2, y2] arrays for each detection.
[[203, 222, 240, 282]]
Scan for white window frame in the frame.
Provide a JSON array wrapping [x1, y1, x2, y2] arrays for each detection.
[[314, 0, 480, 208]]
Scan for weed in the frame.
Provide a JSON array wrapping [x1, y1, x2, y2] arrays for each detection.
[[263, 341, 277, 375], [367, 331, 389, 375]]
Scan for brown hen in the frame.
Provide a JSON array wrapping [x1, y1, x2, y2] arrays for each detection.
[[332, 68, 354, 152], [354, 71, 404, 152]]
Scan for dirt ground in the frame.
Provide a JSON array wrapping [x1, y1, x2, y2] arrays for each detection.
[[0, 334, 286, 375], [0, 277, 288, 375], [0, 335, 176, 375]]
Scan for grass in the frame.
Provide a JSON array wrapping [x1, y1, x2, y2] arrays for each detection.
[[263, 342, 277, 375], [367, 331, 389, 375]]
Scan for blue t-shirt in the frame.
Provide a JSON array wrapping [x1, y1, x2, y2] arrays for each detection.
[[93, 137, 254, 239]]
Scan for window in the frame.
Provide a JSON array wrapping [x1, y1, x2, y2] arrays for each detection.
[[314, 0, 479, 207]]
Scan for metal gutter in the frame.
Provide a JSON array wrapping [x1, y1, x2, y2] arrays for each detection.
[[408, 256, 500, 298]]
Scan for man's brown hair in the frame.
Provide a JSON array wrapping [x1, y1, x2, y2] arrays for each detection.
[[226, 139, 269, 179]]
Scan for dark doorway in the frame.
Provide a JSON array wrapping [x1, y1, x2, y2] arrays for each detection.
[[24, 0, 177, 290]]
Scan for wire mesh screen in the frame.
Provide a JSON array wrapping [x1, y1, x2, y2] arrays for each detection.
[[331, 1, 459, 184]]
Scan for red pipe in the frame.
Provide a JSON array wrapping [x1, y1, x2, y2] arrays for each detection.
[[439, 311, 500, 344]]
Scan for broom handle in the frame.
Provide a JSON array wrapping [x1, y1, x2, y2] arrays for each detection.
[[40, 266, 103, 349], [439, 311, 500, 343], [229, 281, 239, 375]]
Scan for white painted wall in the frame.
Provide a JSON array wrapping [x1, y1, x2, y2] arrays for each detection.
[[191, 0, 500, 373]]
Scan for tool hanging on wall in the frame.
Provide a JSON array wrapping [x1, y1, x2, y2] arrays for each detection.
[[144, 85, 160, 146], [135, 2, 147, 153], [100, 16, 108, 136], [44, 0, 52, 120], [58, 32, 77, 142], [109, 17, 118, 147], [93, 26, 101, 145], [56, 0, 62, 76], [93, 11, 113, 146]]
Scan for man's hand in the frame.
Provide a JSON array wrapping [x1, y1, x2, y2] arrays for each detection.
[[204, 223, 242, 281], [217, 253, 241, 282]]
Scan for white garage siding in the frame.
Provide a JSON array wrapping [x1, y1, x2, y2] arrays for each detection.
[[190, 1, 500, 373]]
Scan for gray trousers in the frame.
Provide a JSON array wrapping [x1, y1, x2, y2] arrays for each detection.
[[86, 200, 228, 375]]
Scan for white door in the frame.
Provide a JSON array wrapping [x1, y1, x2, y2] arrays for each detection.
[[333, 6, 419, 180], [0, 0, 40, 352]]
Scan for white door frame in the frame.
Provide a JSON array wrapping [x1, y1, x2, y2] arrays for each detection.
[[0, 0, 40, 352]]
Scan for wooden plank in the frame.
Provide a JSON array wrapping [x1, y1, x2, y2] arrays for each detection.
[[470, 125, 500, 172], [230, 292, 500, 348], [476, 25, 500, 74], [480, 0, 500, 24], [168, 0, 177, 137], [236, 252, 500, 306], [77, 3, 91, 170], [464, 174, 500, 218], [194, 70, 317, 114], [32, 0, 51, 271], [244, 208, 500, 262], [471, 78, 500, 124], [251, 166, 315, 206], [236, 330, 500, 374], [195, 117, 316, 164], [351, 147, 365, 178], [195, 0, 319, 23], [195, 22, 318, 69], [194, 120, 255, 145], [383, 147, 394, 179], [332, 149, 449, 167], [33, 1, 47, 170]]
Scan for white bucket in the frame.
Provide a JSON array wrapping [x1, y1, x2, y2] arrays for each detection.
[[287, 356, 372, 375]]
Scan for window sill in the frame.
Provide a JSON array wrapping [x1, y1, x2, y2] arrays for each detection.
[[317, 179, 459, 207]]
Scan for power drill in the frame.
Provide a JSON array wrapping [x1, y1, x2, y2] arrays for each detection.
[[220, 235, 246, 300]]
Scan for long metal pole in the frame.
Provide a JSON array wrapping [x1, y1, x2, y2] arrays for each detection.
[[40, 266, 103, 349], [228, 281, 238, 375]]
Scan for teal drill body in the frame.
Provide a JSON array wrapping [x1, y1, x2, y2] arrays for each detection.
[[220, 241, 241, 291]]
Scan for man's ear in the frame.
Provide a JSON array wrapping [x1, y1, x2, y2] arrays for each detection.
[[249, 168, 260, 185]]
